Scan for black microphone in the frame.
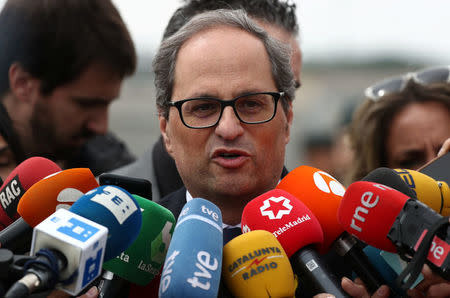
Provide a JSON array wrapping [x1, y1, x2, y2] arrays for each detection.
[[361, 167, 417, 198], [99, 173, 152, 200]]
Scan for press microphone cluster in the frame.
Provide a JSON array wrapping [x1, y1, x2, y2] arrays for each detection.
[[276, 165, 387, 294], [0, 157, 61, 230], [99, 195, 175, 297], [0, 167, 99, 253], [4, 185, 143, 297], [242, 189, 349, 297]]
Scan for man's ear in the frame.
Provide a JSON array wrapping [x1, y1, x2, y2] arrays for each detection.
[[159, 114, 173, 156], [284, 101, 293, 145], [8, 63, 40, 103]]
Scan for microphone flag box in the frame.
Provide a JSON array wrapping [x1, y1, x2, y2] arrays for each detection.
[[31, 208, 108, 295]]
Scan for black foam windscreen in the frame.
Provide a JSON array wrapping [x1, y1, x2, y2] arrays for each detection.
[[362, 167, 417, 199]]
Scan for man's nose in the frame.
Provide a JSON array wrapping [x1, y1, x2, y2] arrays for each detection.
[[86, 108, 109, 135], [214, 106, 244, 140]]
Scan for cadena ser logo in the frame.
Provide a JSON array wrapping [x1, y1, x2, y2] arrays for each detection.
[[394, 169, 418, 197], [260, 196, 293, 219], [228, 247, 283, 280], [313, 171, 345, 197]]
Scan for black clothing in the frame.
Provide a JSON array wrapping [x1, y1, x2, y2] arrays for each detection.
[[65, 132, 136, 176], [0, 102, 25, 164]]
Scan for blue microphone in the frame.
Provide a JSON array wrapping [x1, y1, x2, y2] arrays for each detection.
[[69, 185, 142, 261], [159, 198, 223, 298]]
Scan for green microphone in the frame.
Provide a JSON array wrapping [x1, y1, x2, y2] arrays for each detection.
[[102, 195, 176, 285]]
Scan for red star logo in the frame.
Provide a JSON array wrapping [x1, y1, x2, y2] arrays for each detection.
[[260, 196, 293, 219]]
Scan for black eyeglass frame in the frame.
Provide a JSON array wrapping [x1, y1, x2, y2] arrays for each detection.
[[166, 91, 284, 129], [365, 65, 450, 101]]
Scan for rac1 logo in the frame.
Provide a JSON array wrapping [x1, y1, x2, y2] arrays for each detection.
[[0, 176, 24, 218], [350, 184, 391, 233]]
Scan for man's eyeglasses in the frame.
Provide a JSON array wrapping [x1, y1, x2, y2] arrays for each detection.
[[365, 65, 450, 101], [167, 92, 284, 129]]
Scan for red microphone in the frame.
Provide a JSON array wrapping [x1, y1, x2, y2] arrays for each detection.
[[338, 181, 450, 285], [0, 157, 61, 228], [242, 189, 349, 297], [338, 181, 409, 253]]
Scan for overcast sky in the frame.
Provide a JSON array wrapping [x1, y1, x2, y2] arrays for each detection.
[[1, 0, 450, 64]]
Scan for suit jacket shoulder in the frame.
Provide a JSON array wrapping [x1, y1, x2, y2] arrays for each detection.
[[158, 187, 187, 220]]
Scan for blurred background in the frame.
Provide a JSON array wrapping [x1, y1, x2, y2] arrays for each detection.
[[1, 0, 450, 173]]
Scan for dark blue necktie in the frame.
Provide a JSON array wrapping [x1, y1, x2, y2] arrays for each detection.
[[223, 227, 242, 245]]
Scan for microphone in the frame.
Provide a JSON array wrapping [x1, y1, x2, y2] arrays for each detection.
[[159, 198, 223, 298], [69, 185, 142, 261], [17, 168, 99, 227], [0, 157, 61, 228], [99, 173, 152, 201], [99, 195, 175, 296], [338, 181, 450, 286], [241, 189, 349, 297], [277, 165, 387, 293], [6, 185, 143, 296], [393, 168, 450, 216], [0, 168, 99, 251], [5, 208, 109, 297], [222, 229, 296, 297], [361, 167, 417, 199]]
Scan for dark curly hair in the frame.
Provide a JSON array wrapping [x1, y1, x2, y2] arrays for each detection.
[[162, 0, 298, 40]]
